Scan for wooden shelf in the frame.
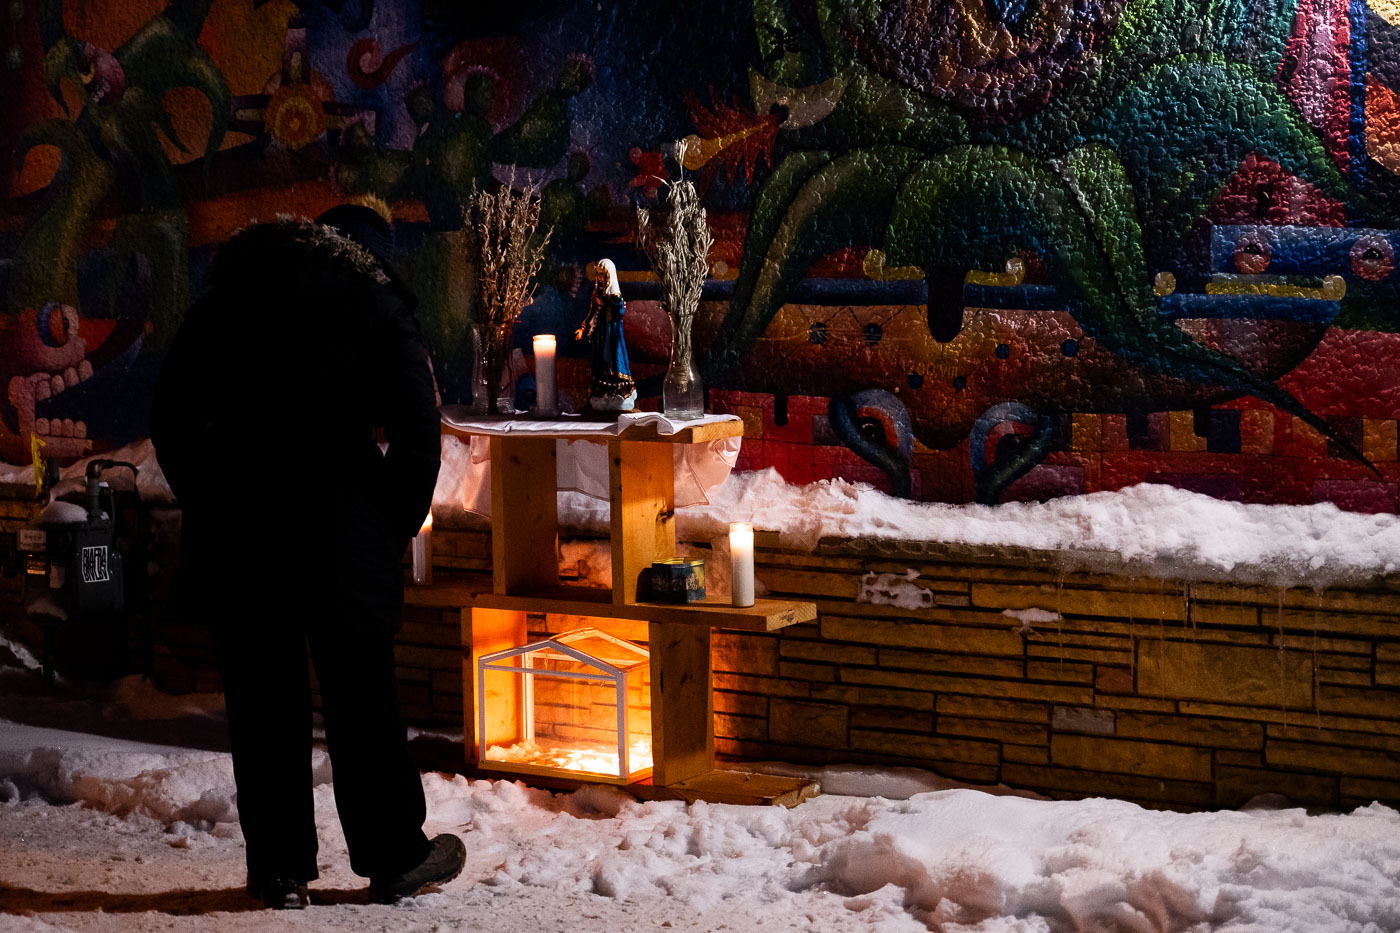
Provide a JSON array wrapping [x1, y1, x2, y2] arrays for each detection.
[[631, 770, 819, 808], [472, 587, 815, 632], [444, 411, 821, 804]]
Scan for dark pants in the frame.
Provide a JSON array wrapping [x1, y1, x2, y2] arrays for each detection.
[[213, 612, 430, 882]]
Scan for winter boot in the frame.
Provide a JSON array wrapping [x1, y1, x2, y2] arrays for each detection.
[[246, 877, 310, 909], [368, 833, 466, 903]]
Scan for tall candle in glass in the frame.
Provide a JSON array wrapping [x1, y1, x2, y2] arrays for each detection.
[[411, 512, 433, 585], [533, 334, 557, 414], [730, 522, 754, 607]]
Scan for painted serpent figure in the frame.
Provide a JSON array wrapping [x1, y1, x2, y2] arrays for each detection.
[[698, 0, 1386, 500]]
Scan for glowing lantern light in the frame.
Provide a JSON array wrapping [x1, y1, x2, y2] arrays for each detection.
[[478, 628, 652, 783]]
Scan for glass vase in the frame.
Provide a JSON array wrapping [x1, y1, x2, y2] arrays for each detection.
[[469, 327, 490, 415], [472, 325, 512, 415], [662, 310, 704, 420]]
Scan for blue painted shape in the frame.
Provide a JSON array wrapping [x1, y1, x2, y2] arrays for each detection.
[[1158, 293, 1340, 324], [1352, 0, 1371, 187], [969, 402, 1038, 475], [962, 283, 1063, 309], [1207, 223, 1395, 275]]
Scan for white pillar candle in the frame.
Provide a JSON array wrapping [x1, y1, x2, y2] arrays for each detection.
[[533, 334, 557, 414], [730, 521, 754, 608], [411, 512, 433, 585]]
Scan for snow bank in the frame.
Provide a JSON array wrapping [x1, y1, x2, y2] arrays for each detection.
[[3, 674, 1400, 932], [666, 469, 1400, 588], [0, 724, 239, 828], [421, 776, 1400, 931]]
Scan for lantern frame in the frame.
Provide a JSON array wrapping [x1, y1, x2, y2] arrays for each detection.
[[476, 627, 652, 783]]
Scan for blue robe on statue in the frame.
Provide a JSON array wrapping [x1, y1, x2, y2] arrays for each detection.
[[578, 288, 636, 404]]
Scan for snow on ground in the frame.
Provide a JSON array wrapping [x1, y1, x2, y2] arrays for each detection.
[[3, 647, 1400, 932]]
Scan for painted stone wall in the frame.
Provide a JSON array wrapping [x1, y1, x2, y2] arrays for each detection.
[[5, 0, 1400, 508]]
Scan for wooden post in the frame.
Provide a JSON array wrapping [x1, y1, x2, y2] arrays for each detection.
[[464, 607, 527, 759], [648, 621, 712, 785], [490, 436, 558, 595], [609, 439, 676, 604]]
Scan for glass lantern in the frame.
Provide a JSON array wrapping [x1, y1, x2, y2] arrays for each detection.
[[477, 628, 652, 783]]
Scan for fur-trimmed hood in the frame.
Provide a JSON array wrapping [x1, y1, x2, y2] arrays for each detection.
[[207, 216, 390, 288]]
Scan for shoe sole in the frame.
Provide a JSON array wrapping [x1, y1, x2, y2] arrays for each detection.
[[370, 858, 465, 904]]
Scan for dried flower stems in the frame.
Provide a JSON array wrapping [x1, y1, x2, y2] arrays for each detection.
[[637, 142, 714, 416], [637, 141, 714, 332], [463, 171, 551, 413]]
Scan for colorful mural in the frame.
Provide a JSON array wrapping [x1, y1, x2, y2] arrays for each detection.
[[4, 0, 1400, 509]]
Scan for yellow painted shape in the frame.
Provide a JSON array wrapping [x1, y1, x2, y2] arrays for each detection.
[[30, 434, 46, 495], [1071, 413, 1102, 452], [964, 257, 1026, 287], [1364, 418, 1399, 462], [1291, 417, 1328, 455], [862, 250, 924, 281], [1205, 275, 1345, 299], [1373, 0, 1400, 34], [736, 405, 764, 437], [1168, 411, 1207, 452], [1240, 410, 1275, 455], [681, 125, 766, 171]]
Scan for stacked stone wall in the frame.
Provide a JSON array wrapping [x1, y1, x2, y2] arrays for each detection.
[[4, 503, 1399, 812]]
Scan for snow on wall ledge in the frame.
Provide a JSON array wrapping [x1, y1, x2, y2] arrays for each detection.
[[8, 437, 1400, 590], [672, 469, 1400, 590]]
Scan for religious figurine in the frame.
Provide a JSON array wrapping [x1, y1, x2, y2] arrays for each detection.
[[575, 258, 637, 411]]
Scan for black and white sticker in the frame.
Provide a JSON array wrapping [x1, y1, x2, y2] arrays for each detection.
[[81, 545, 111, 584]]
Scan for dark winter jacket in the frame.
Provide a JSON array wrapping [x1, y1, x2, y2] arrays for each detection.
[[149, 218, 440, 628]]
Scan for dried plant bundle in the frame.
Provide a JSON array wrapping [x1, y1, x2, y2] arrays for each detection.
[[462, 169, 551, 412], [636, 140, 714, 330], [464, 170, 552, 337]]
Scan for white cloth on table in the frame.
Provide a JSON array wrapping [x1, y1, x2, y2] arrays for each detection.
[[442, 410, 742, 517]]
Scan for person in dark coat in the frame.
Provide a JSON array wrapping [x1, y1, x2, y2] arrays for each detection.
[[149, 204, 465, 908]]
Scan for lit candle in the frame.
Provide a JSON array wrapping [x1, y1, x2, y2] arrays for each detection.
[[730, 522, 754, 608], [533, 334, 557, 414], [411, 512, 433, 585]]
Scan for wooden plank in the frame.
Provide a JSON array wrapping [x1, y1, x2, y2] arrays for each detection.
[[490, 436, 559, 595], [472, 589, 816, 632], [631, 770, 820, 808], [650, 621, 713, 785], [403, 581, 490, 609], [610, 439, 676, 604], [623, 419, 744, 445], [630, 596, 818, 631], [437, 758, 818, 807], [465, 607, 527, 759]]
